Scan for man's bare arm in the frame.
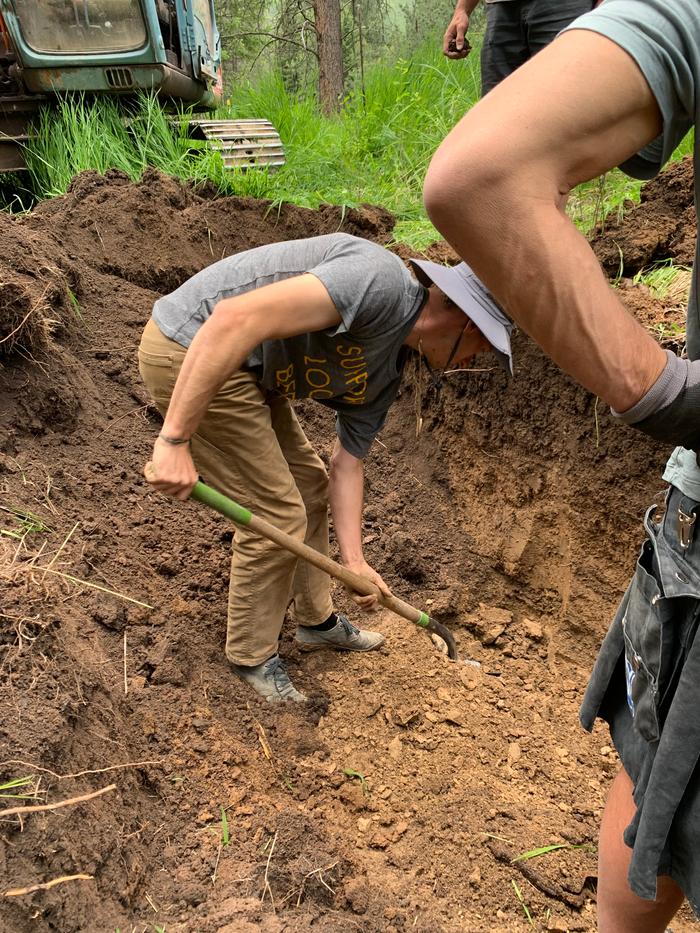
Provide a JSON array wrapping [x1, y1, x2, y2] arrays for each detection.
[[145, 274, 341, 499], [443, 0, 480, 58], [328, 439, 391, 610], [425, 29, 666, 412]]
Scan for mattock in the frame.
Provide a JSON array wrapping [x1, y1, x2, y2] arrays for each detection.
[[190, 480, 459, 660]]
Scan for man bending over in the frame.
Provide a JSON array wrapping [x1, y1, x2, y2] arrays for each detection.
[[140, 233, 512, 704]]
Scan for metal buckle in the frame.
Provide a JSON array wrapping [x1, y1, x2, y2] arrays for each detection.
[[677, 507, 697, 549]]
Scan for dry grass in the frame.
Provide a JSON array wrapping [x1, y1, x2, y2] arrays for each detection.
[[0, 249, 78, 359], [0, 282, 55, 356], [0, 532, 152, 612]]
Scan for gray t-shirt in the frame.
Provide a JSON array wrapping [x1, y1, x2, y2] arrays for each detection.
[[152, 233, 425, 458], [567, 0, 700, 498]]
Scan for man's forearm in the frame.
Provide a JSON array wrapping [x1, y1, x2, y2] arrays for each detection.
[[453, 0, 480, 14], [449, 185, 665, 409], [328, 441, 365, 567]]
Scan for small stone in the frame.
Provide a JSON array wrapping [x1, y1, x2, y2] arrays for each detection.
[[388, 736, 403, 760], [442, 708, 464, 726], [357, 817, 371, 833], [482, 624, 506, 646], [474, 605, 513, 645], [522, 617, 544, 641], [430, 633, 449, 655], [468, 865, 481, 887], [369, 832, 390, 849], [459, 665, 481, 690], [507, 742, 522, 765]]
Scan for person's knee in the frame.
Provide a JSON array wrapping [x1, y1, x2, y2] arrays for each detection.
[[285, 498, 309, 541], [303, 463, 329, 514]]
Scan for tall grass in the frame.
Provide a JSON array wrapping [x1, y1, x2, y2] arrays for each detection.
[[193, 42, 484, 246], [25, 41, 482, 246], [25, 94, 199, 197], [23, 39, 694, 248]]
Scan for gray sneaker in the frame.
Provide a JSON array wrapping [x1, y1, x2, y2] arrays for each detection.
[[296, 614, 385, 652], [230, 655, 307, 703]]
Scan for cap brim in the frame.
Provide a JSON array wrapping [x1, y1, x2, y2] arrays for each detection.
[[409, 258, 513, 375]]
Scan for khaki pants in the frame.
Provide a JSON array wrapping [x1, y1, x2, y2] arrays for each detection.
[[138, 318, 334, 665]]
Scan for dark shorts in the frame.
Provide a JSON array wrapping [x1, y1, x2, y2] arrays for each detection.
[[581, 486, 700, 913], [481, 0, 596, 95]]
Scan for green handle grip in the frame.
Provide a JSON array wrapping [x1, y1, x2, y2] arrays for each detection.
[[191, 480, 252, 526]]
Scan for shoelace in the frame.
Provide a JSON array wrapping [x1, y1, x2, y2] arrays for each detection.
[[265, 656, 299, 700], [336, 614, 359, 640]]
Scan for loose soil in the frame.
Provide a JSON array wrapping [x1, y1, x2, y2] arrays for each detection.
[[1, 167, 698, 933]]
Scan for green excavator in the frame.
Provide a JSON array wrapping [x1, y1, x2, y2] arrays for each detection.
[[0, 0, 284, 172]]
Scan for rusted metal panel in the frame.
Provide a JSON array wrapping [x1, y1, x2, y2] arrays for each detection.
[[21, 64, 166, 94]]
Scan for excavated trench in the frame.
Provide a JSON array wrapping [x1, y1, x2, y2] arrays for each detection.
[[0, 162, 697, 932]]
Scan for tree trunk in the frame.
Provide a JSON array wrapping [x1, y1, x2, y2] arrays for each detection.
[[313, 0, 344, 115]]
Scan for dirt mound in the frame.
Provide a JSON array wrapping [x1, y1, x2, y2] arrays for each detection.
[[591, 154, 696, 276], [26, 168, 396, 294], [1, 168, 698, 932], [0, 213, 80, 355]]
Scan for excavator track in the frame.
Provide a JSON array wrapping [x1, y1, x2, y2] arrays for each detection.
[[187, 118, 285, 170]]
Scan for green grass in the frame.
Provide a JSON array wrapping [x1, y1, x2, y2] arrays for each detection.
[[511, 879, 535, 926], [220, 806, 230, 847], [632, 259, 692, 299], [342, 767, 370, 795], [567, 130, 694, 234], [512, 841, 595, 862], [0, 775, 39, 800], [0, 505, 51, 540], [19, 38, 696, 248]]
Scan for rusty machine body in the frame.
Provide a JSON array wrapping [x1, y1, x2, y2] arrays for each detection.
[[0, 1, 284, 171]]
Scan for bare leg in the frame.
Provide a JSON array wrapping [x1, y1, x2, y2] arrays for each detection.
[[598, 768, 684, 933]]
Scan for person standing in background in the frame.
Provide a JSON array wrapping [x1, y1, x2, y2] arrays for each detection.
[[443, 0, 596, 95]]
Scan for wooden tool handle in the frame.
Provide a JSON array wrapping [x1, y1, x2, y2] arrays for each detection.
[[190, 481, 458, 658]]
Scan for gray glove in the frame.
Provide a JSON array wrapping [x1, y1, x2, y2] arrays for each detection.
[[611, 349, 700, 450]]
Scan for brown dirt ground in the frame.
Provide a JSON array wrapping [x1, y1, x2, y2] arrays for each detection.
[[590, 154, 696, 277], [1, 167, 698, 933]]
